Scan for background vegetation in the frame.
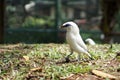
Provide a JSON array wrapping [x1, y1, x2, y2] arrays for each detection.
[[0, 0, 120, 43]]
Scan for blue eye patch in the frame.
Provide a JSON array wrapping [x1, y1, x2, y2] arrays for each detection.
[[63, 24, 71, 27]]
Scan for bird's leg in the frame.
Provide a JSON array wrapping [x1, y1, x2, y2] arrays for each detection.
[[77, 54, 86, 61], [77, 54, 81, 61], [65, 49, 73, 62]]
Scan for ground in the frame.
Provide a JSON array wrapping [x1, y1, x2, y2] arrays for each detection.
[[0, 43, 120, 80]]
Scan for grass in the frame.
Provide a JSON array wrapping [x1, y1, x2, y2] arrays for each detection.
[[0, 43, 120, 80]]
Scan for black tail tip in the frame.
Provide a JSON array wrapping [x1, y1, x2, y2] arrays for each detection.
[[90, 57, 94, 60]]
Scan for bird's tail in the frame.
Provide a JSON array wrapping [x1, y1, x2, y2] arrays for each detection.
[[87, 51, 95, 60]]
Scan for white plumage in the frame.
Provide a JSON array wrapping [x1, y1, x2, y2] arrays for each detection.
[[61, 21, 92, 62], [25, 1, 35, 12]]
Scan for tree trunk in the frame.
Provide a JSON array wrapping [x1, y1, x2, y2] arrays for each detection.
[[0, 0, 4, 44], [100, 0, 120, 43]]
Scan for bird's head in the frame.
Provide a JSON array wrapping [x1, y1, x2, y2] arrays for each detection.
[[60, 21, 79, 33]]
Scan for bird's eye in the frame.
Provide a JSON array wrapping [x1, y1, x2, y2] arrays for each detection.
[[63, 24, 71, 27]]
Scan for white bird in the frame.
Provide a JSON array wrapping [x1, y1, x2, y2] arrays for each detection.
[[85, 38, 96, 45], [25, 1, 35, 12], [60, 21, 93, 62]]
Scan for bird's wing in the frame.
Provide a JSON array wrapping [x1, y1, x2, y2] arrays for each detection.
[[75, 43, 91, 58], [76, 35, 88, 51], [72, 39, 91, 57]]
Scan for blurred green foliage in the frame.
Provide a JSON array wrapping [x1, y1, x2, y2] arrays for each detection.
[[7, 16, 55, 29], [7, 16, 23, 28], [22, 16, 55, 29], [22, 17, 45, 28]]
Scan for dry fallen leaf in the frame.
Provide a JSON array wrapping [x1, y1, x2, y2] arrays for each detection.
[[26, 67, 43, 80], [30, 67, 42, 72], [92, 69, 117, 79], [23, 56, 29, 61], [60, 74, 74, 80]]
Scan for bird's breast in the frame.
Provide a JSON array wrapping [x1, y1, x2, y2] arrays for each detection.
[[66, 32, 76, 45]]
